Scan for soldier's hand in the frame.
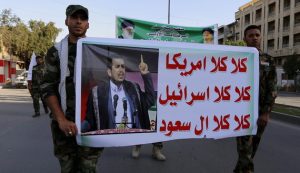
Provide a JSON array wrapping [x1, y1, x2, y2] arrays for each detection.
[[139, 55, 149, 75], [27, 80, 32, 91], [57, 117, 78, 136], [257, 112, 269, 128]]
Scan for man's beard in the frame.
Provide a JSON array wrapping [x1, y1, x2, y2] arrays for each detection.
[[122, 30, 134, 39]]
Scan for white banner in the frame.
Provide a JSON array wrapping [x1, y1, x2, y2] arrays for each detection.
[[76, 38, 259, 147]]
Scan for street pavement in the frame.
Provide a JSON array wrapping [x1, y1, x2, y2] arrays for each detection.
[[0, 89, 300, 173], [276, 92, 300, 108]]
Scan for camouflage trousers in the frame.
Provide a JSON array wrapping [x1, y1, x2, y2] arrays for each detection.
[[31, 89, 48, 114], [51, 120, 104, 173], [234, 124, 267, 173]]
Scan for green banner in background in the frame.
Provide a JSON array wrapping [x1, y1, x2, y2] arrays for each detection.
[[116, 16, 218, 44]]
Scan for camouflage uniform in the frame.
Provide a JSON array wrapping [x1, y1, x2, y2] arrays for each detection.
[[234, 53, 277, 173], [32, 63, 48, 116], [41, 42, 103, 173]]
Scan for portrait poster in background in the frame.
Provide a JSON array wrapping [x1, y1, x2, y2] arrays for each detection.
[[116, 16, 218, 44], [76, 38, 259, 147]]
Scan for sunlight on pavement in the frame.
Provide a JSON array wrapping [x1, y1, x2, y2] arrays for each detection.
[[0, 89, 32, 103]]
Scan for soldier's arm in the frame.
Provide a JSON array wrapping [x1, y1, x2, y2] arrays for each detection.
[[264, 57, 277, 113], [27, 80, 32, 92], [46, 95, 77, 135], [41, 47, 77, 135], [29, 68, 36, 93], [41, 46, 60, 99], [31, 67, 37, 88]]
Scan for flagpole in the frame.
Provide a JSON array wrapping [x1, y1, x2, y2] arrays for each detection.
[[168, 0, 170, 24]]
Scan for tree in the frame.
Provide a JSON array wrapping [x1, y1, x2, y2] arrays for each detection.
[[0, 9, 21, 54], [0, 9, 61, 68], [283, 54, 300, 79], [10, 22, 30, 58], [0, 9, 20, 27], [27, 20, 61, 57]]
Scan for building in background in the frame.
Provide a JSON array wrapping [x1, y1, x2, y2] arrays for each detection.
[[218, 22, 237, 44], [0, 39, 19, 86], [219, 0, 300, 88]]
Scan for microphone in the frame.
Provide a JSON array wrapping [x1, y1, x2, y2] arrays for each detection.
[[122, 97, 127, 117], [113, 94, 118, 116], [122, 97, 128, 127], [132, 95, 138, 114], [132, 95, 137, 128]]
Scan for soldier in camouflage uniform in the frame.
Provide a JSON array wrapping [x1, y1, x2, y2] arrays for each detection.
[[32, 55, 48, 117], [234, 25, 277, 173], [41, 5, 103, 173]]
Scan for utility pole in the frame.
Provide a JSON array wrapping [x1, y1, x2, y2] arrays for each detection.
[[168, 0, 170, 24]]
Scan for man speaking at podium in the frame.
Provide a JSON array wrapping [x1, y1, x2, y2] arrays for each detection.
[[83, 55, 155, 132]]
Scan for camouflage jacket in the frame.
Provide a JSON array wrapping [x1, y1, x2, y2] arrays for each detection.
[[259, 53, 277, 114], [32, 64, 45, 90], [41, 42, 77, 119]]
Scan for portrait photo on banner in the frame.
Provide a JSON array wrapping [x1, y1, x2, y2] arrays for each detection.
[[80, 43, 159, 135]]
